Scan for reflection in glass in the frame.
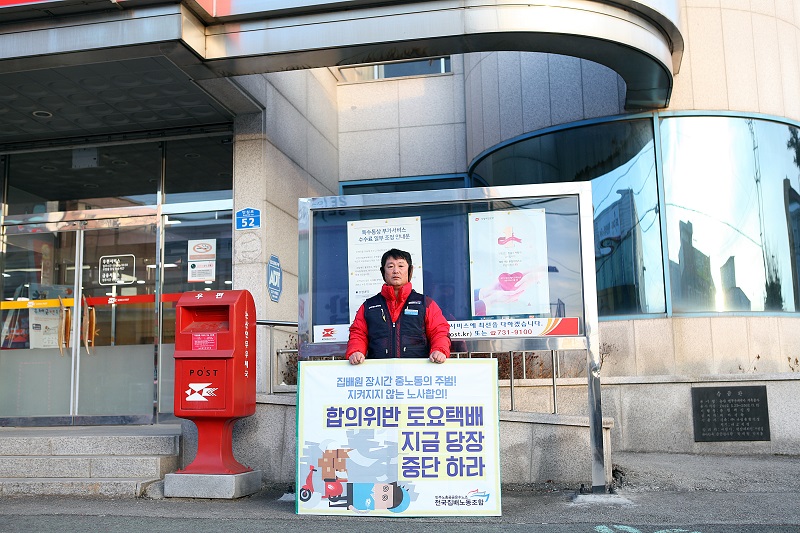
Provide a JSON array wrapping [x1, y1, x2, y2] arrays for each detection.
[[158, 211, 232, 414], [471, 119, 665, 315], [0, 231, 76, 417], [786, 127, 800, 311], [0, 222, 159, 418], [77, 223, 157, 417], [0, 135, 234, 420], [310, 196, 585, 332], [81, 225, 157, 347], [593, 140, 665, 315], [5, 136, 234, 215], [662, 116, 797, 312], [165, 137, 232, 204], [160, 211, 233, 345], [1, 232, 77, 350], [7, 143, 161, 214]]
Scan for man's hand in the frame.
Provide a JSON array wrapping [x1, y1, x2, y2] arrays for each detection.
[[429, 350, 446, 364], [348, 351, 366, 365]]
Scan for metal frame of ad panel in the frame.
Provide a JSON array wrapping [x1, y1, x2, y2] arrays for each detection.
[[298, 183, 606, 492]]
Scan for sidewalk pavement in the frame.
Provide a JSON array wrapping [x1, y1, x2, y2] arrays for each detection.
[[1, 452, 799, 533]]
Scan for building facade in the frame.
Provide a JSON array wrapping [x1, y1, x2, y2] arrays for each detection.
[[0, 0, 798, 464]]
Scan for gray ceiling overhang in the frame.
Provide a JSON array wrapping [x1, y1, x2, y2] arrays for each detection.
[[0, 0, 683, 109]]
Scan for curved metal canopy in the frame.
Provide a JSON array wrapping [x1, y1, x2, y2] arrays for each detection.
[[0, 0, 683, 145], [201, 0, 683, 109]]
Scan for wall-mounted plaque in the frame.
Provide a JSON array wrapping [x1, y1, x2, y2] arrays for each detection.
[[691, 386, 770, 442]]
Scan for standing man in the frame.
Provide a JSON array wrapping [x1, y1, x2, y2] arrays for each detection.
[[346, 249, 450, 365]]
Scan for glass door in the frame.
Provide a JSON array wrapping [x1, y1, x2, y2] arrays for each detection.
[[0, 217, 158, 425], [0, 227, 77, 422]]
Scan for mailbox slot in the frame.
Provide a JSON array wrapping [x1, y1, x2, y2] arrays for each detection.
[[179, 305, 230, 333]]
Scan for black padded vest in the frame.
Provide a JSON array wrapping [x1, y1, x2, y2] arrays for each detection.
[[363, 290, 429, 358]]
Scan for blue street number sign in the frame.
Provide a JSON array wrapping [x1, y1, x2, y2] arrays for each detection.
[[235, 208, 261, 230], [268, 255, 282, 302]]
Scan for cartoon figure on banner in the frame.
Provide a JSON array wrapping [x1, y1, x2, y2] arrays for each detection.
[[330, 481, 410, 513], [298, 436, 413, 514]]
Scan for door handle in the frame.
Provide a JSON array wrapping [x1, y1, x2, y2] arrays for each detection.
[[58, 296, 70, 356], [81, 295, 97, 355]]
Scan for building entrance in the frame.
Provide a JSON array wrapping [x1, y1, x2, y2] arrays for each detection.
[[0, 216, 159, 425]]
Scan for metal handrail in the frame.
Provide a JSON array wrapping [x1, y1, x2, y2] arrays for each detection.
[[296, 349, 571, 414], [255, 320, 299, 327], [453, 351, 562, 413], [256, 321, 569, 413]]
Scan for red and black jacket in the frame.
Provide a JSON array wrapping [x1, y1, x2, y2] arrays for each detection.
[[362, 290, 429, 358], [346, 283, 451, 360]]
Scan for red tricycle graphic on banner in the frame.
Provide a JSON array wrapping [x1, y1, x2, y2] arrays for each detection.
[[298, 445, 411, 513]]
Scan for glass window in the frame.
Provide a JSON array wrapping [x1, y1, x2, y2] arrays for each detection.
[[0, 135, 233, 421], [593, 134, 665, 315], [0, 222, 158, 419], [158, 210, 232, 414], [338, 57, 451, 83], [310, 196, 585, 331], [6, 143, 161, 214], [164, 137, 233, 204], [661, 116, 798, 312], [471, 119, 666, 315], [341, 176, 468, 195], [0, 231, 77, 351], [160, 211, 233, 344], [0, 229, 74, 416]]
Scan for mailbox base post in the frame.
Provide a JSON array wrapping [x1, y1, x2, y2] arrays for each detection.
[[179, 418, 251, 475], [164, 470, 262, 499]]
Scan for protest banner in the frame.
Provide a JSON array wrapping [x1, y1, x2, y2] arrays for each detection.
[[296, 358, 501, 516]]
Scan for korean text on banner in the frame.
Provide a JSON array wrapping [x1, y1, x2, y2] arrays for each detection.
[[296, 359, 501, 517]]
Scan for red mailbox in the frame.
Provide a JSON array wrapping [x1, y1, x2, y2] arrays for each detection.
[[174, 290, 256, 474]]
